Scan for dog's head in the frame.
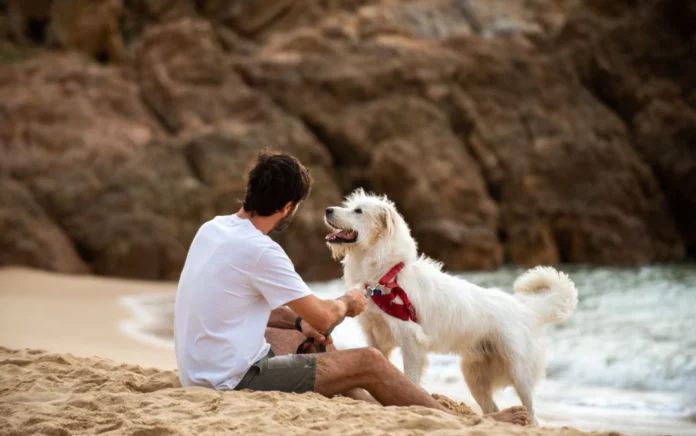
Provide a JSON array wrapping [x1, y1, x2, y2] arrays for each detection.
[[324, 188, 416, 260]]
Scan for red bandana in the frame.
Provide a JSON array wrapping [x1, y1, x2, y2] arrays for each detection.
[[368, 263, 418, 323]]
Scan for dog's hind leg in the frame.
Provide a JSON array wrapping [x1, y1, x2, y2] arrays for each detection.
[[510, 361, 538, 425], [513, 378, 536, 425], [461, 357, 499, 414]]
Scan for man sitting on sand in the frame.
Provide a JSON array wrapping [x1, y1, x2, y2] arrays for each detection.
[[174, 150, 528, 424]]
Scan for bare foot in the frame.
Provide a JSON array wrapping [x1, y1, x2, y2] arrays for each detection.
[[485, 406, 532, 426]]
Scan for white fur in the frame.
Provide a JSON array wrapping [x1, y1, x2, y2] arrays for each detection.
[[325, 189, 578, 424]]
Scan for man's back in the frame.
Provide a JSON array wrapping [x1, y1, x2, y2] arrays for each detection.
[[174, 214, 310, 389]]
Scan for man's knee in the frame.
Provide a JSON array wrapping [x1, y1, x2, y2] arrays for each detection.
[[360, 347, 388, 366], [353, 347, 390, 385]]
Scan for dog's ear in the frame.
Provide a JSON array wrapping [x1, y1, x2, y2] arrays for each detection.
[[376, 205, 399, 240]]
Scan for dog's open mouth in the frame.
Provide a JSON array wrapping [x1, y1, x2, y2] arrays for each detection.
[[325, 228, 358, 244]]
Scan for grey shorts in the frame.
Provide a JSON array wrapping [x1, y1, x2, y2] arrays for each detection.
[[234, 351, 317, 393]]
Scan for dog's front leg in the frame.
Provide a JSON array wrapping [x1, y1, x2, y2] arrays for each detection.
[[358, 312, 396, 359], [401, 332, 427, 385]]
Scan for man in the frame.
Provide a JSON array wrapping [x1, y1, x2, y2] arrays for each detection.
[[174, 151, 528, 423]]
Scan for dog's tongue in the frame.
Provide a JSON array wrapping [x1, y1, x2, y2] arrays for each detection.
[[326, 230, 353, 240]]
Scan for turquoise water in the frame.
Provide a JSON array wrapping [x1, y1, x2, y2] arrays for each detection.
[[460, 264, 696, 400]]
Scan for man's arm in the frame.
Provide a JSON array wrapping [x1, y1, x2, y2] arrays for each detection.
[[268, 306, 300, 330], [286, 289, 366, 333], [252, 244, 367, 333], [268, 306, 332, 345]]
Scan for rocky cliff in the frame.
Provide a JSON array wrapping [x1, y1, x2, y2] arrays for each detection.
[[0, 0, 694, 281]]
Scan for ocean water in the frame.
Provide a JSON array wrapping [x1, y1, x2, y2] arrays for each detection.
[[121, 264, 696, 435]]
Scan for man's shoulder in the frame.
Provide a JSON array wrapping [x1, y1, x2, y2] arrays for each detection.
[[253, 238, 297, 270], [195, 216, 265, 247], [256, 238, 287, 258]]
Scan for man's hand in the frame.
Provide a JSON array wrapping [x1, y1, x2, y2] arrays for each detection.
[[299, 319, 333, 346], [286, 287, 368, 332], [341, 288, 368, 317]]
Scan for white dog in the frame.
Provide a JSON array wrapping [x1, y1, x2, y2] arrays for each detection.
[[324, 189, 578, 424]]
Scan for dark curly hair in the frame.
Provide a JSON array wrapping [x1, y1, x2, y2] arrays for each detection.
[[242, 150, 313, 216]]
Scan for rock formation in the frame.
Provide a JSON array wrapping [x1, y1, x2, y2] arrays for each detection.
[[0, 0, 693, 281]]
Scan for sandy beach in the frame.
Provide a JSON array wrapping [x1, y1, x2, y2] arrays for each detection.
[[1, 266, 692, 436], [1, 344, 607, 436], [0, 267, 176, 370], [0, 268, 584, 436], [1, 0, 693, 434]]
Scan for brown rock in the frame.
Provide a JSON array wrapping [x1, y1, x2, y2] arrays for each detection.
[[198, 0, 370, 40], [0, 52, 173, 279], [122, 0, 197, 40], [347, 0, 571, 40], [48, 0, 127, 63], [6, 0, 129, 63], [1, 20, 343, 281], [446, 38, 684, 265], [351, 1, 479, 40], [0, 0, 693, 281], [28, 142, 203, 280], [127, 0, 196, 21], [0, 52, 163, 177], [17, 115, 344, 280], [134, 18, 264, 134], [570, 0, 696, 256], [240, 42, 503, 271], [354, 97, 503, 270], [555, 0, 650, 48], [134, 18, 345, 279], [240, 6, 684, 269], [0, 178, 89, 274], [468, 0, 573, 36], [239, 0, 572, 49], [5, 0, 53, 44]]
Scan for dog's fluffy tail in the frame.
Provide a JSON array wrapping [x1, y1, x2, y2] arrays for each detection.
[[513, 266, 578, 325]]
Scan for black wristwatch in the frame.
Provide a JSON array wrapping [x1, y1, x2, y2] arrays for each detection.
[[295, 316, 304, 333]]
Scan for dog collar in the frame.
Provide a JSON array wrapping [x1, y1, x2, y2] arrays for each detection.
[[366, 262, 418, 323]]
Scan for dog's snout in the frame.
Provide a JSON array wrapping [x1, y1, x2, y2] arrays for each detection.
[[325, 207, 334, 216]]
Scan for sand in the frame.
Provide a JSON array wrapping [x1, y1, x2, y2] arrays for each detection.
[[0, 267, 176, 370], [0, 267, 620, 435], [0, 347, 615, 436]]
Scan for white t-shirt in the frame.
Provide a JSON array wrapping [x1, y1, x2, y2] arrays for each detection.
[[174, 214, 312, 389]]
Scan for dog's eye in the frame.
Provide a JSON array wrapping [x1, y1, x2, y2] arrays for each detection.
[[354, 208, 362, 214]]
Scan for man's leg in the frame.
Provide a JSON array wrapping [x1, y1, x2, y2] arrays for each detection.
[[314, 348, 530, 425], [264, 328, 378, 404], [314, 347, 451, 413], [265, 328, 530, 424]]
